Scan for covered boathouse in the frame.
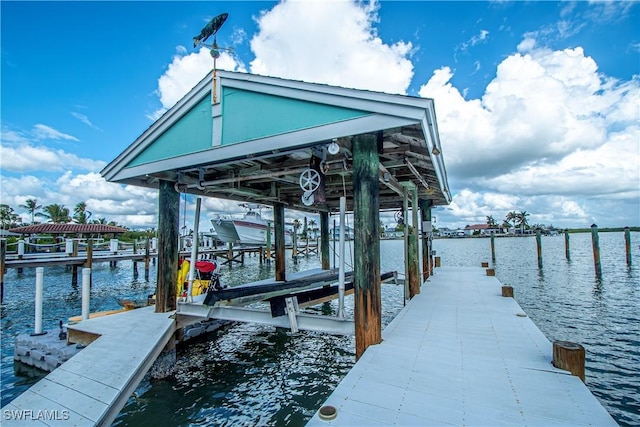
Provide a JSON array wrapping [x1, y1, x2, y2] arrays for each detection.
[[101, 69, 451, 358]]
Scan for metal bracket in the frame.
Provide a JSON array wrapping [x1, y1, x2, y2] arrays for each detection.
[[285, 296, 300, 333]]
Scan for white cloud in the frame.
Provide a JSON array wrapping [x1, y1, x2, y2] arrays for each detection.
[[419, 40, 639, 228], [0, 142, 105, 173], [149, 47, 246, 120], [32, 124, 79, 141], [249, 0, 413, 94], [71, 112, 102, 131]]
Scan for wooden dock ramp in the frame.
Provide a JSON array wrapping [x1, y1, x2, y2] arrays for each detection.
[[1, 306, 176, 426], [307, 266, 617, 426]]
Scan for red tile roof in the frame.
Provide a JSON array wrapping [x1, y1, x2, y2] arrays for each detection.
[[9, 223, 127, 235]]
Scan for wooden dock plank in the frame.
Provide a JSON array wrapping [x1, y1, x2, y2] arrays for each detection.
[[2, 306, 176, 426], [307, 266, 617, 426]]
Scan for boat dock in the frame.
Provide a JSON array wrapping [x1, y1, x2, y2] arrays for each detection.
[[307, 266, 617, 426], [2, 306, 176, 426]]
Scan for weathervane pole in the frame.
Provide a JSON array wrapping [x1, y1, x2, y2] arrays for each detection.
[[192, 12, 230, 104]]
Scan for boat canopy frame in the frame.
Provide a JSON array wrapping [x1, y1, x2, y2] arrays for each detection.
[[101, 70, 451, 214]]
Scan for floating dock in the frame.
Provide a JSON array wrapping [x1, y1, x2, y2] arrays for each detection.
[[307, 266, 617, 426], [2, 306, 176, 426]]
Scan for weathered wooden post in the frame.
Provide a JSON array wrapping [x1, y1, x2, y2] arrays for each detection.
[[490, 233, 496, 262], [71, 265, 78, 287], [624, 226, 632, 266], [564, 229, 570, 260], [133, 239, 139, 278], [292, 226, 298, 261], [402, 185, 410, 301], [274, 203, 286, 281], [227, 242, 234, 268], [536, 228, 543, 269], [419, 199, 432, 281], [145, 237, 150, 280], [590, 224, 602, 279], [265, 222, 272, 263], [552, 341, 585, 382], [320, 211, 330, 270], [156, 180, 180, 312], [408, 184, 420, 298], [85, 239, 93, 270], [502, 285, 514, 298], [353, 133, 381, 360]]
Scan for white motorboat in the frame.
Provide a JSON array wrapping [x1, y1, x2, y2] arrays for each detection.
[[211, 204, 292, 245]]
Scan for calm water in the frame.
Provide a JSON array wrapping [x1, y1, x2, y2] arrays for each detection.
[[1, 233, 638, 426]]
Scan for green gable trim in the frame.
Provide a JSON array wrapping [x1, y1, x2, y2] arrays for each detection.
[[127, 95, 212, 167], [221, 88, 369, 145]]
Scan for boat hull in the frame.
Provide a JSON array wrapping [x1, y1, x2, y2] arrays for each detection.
[[211, 219, 241, 244]]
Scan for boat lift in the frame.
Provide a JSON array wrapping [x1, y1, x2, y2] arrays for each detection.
[[176, 268, 398, 335]]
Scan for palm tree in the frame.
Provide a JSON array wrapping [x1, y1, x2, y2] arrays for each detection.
[[73, 202, 92, 224], [486, 215, 497, 227], [516, 211, 530, 234], [40, 204, 71, 223], [505, 211, 518, 229], [19, 199, 42, 224]]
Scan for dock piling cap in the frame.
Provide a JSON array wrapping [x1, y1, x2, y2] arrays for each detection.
[[319, 405, 337, 421]]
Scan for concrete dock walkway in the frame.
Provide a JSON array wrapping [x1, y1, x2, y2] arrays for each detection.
[[307, 266, 617, 426], [1, 306, 175, 426]]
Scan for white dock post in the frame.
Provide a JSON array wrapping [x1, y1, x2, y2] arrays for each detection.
[[186, 198, 202, 302], [33, 267, 44, 335], [338, 196, 346, 318], [82, 268, 91, 320], [18, 239, 25, 258], [110, 238, 119, 254], [65, 238, 74, 256]]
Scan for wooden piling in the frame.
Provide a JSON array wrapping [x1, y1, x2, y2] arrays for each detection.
[[481, 262, 489, 268], [85, 239, 93, 270], [434, 256, 441, 268], [292, 227, 298, 260], [502, 285, 514, 298], [320, 211, 330, 269], [419, 199, 432, 281], [156, 179, 180, 312], [624, 226, 632, 266], [486, 268, 495, 276], [402, 185, 409, 300], [590, 224, 602, 279], [408, 184, 420, 298], [145, 237, 150, 280], [71, 265, 78, 286], [353, 133, 381, 360], [564, 229, 570, 260], [265, 222, 272, 263], [490, 234, 495, 262], [274, 203, 286, 281], [536, 228, 543, 269], [552, 341, 585, 382]]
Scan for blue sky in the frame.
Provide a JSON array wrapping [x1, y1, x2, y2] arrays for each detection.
[[1, 0, 639, 230]]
